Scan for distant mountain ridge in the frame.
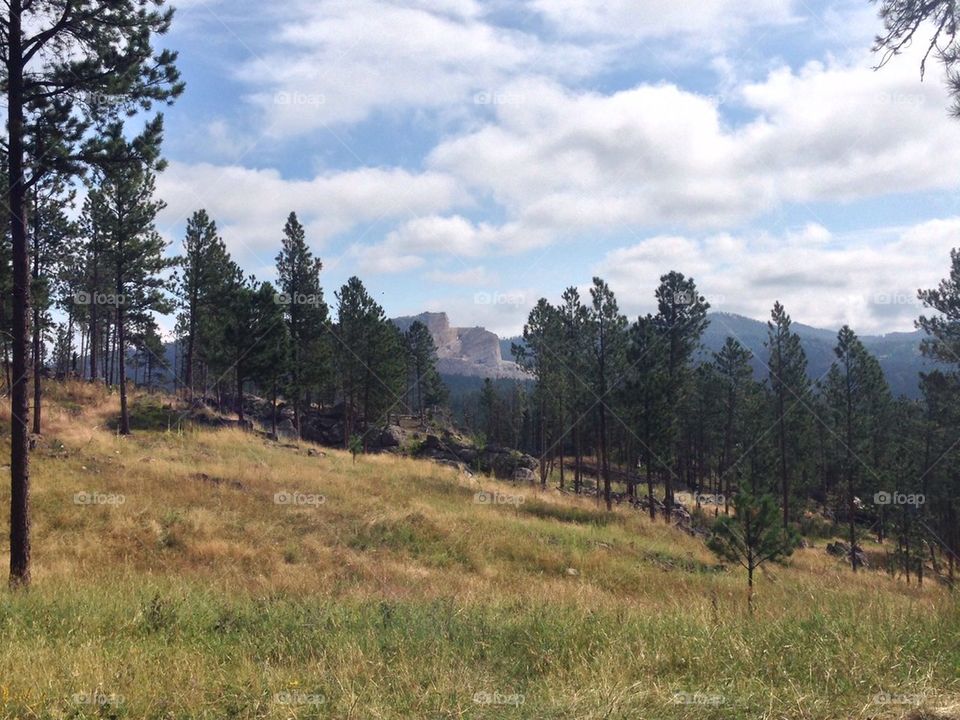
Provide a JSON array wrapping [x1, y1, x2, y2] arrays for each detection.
[[502, 311, 940, 399], [702, 312, 939, 399]]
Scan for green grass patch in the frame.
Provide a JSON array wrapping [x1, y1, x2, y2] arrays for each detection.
[[519, 498, 614, 526]]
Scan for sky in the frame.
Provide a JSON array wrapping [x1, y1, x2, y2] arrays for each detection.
[[150, 0, 960, 338]]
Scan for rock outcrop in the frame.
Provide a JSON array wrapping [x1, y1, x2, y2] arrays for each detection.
[[413, 432, 539, 480], [392, 311, 528, 380]]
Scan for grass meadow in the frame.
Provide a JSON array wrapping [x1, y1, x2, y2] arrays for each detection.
[[0, 382, 955, 719]]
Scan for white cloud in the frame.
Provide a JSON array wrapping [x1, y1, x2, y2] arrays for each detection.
[[428, 48, 960, 234], [594, 219, 960, 334], [348, 214, 551, 273], [424, 266, 497, 285], [156, 161, 465, 266], [240, 0, 602, 132], [530, 0, 797, 43]]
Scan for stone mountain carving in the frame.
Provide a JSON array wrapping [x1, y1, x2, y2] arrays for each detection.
[[392, 311, 528, 380]]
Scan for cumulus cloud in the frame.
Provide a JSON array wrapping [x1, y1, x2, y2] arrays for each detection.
[[348, 214, 552, 273], [429, 49, 960, 232], [594, 219, 960, 334], [155, 161, 465, 266], [239, 0, 602, 132]]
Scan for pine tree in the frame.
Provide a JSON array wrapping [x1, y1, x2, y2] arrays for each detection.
[[914, 250, 960, 583], [478, 378, 499, 446], [129, 318, 168, 391], [276, 212, 330, 437], [766, 302, 810, 528], [587, 279, 628, 510], [516, 299, 564, 486], [684, 362, 723, 503], [2, 0, 183, 587], [714, 337, 754, 512], [874, 1, 960, 114], [176, 210, 232, 401], [557, 287, 591, 493], [404, 321, 446, 421], [334, 277, 404, 449], [84, 118, 173, 435], [917, 370, 960, 585], [625, 314, 670, 519], [652, 272, 710, 511], [29, 176, 77, 434], [708, 486, 799, 614], [821, 326, 891, 572], [219, 279, 287, 424], [918, 249, 960, 366]]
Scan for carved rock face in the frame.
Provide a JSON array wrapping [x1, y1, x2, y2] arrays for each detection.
[[392, 311, 528, 379]]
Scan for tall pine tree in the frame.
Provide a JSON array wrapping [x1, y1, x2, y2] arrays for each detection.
[[766, 302, 810, 527], [276, 212, 330, 437]]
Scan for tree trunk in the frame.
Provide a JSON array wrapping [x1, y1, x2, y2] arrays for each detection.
[[574, 424, 582, 494], [294, 398, 301, 441], [117, 288, 129, 435], [7, 1, 32, 586], [775, 342, 790, 529], [89, 261, 99, 382], [3, 301, 12, 393], [600, 406, 611, 511], [185, 301, 196, 400], [848, 472, 857, 572], [31, 301, 41, 436], [271, 380, 278, 436], [236, 370, 244, 423], [557, 395, 564, 490], [646, 455, 656, 521], [31, 201, 41, 436]]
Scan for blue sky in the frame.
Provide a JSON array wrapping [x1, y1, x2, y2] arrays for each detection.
[[150, 0, 960, 337]]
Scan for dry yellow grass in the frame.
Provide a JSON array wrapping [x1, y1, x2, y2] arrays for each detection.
[[0, 381, 954, 719]]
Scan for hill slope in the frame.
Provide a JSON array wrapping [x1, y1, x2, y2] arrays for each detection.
[[1, 383, 956, 719]]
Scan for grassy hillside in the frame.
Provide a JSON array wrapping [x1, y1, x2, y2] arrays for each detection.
[[0, 382, 956, 719]]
